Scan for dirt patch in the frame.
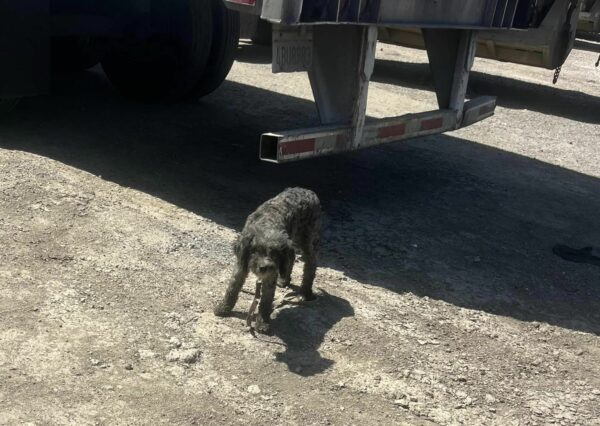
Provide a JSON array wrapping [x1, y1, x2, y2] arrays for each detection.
[[0, 41, 599, 425]]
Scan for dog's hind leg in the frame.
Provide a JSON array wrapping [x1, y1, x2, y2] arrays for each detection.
[[299, 251, 317, 301], [214, 263, 248, 317], [255, 278, 277, 333]]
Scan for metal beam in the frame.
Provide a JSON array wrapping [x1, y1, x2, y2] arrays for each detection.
[[423, 29, 477, 124], [259, 97, 497, 163]]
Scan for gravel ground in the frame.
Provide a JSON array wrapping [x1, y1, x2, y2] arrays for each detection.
[[0, 38, 599, 425]]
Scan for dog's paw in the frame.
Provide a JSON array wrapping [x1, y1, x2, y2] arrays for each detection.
[[301, 292, 317, 302], [213, 303, 232, 317], [254, 317, 272, 334]]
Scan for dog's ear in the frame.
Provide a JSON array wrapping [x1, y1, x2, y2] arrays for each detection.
[[233, 233, 253, 267]]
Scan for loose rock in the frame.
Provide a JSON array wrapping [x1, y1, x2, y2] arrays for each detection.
[[169, 337, 182, 349], [394, 400, 409, 409], [485, 394, 496, 404], [247, 385, 261, 395], [166, 348, 201, 364], [138, 349, 157, 360]]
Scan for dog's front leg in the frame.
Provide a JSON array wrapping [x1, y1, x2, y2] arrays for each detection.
[[277, 249, 295, 288], [214, 264, 248, 317], [255, 277, 277, 334]]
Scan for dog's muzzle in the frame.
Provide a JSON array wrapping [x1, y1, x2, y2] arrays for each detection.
[[254, 262, 277, 281]]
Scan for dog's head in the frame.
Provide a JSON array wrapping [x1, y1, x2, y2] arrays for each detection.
[[235, 228, 294, 281]]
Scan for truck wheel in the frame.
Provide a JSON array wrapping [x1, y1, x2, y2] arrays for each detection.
[[192, 0, 240, 97], [0, 98, 20, 114], [101, 0, 213, 101], [52, 37, 100, 71]]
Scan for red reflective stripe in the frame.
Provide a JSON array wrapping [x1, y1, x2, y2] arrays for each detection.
[[378, 123, 406, 139], [280, 139, 315, 156], [478, 103, 495, 116], [227, 0, 256, 4], [421, 117, 443, 131]]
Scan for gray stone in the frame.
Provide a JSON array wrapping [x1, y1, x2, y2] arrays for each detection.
[[394, 399, 409, 409], [248, 385, 261, 395], [485, 394, 496, 404], [166, 348, 201, 364]]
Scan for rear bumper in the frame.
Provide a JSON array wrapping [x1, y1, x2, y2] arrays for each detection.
[[260, 97, 496, 163]]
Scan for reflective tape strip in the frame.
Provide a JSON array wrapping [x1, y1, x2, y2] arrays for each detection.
[[461, 96, 496, 128], [420, 117, 444, 131], [378, 123, 407, 139], [279, 138, 315, 156]]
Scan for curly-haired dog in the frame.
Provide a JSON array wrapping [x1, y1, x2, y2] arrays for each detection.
[[214, 187, 321, 333]]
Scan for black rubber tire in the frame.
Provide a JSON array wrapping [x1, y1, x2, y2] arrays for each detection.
[[52, 37, 100, 71], [192, 0, 240, 97], [0, 98, 20, 115], [101, 0, 213, 102]]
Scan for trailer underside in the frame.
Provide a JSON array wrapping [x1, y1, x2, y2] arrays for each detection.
[[0, 0, 557, 162]]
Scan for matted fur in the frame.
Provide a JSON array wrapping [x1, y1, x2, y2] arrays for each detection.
[[214, 187, 321, 333]]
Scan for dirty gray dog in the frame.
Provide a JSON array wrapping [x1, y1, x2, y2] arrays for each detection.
[[214, 187, 321, 333]]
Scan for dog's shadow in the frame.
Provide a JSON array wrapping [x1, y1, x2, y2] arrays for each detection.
[[270, 289, 354, 377]]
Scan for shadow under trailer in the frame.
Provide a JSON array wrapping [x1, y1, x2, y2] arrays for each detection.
[[1, 0, 561, 163]]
